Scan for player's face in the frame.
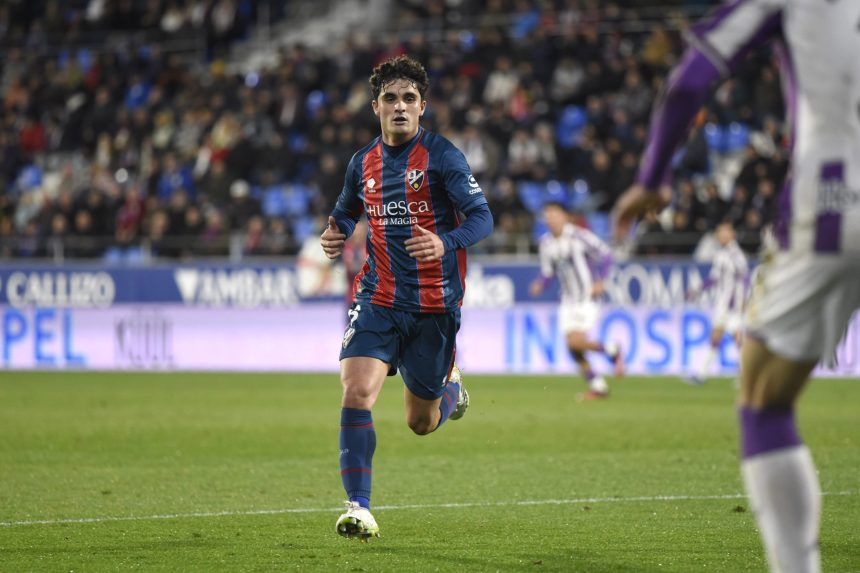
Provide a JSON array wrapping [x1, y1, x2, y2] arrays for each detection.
[[544, 205, 567, 236], [372, 79, 426, 146], [717, 224, 734, 245]]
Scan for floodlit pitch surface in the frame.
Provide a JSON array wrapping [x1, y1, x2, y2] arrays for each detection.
[[1, 372, 858, 572]]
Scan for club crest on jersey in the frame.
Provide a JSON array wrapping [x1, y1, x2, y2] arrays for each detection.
[[407, 169, 425, 191], [365, 178, 376, 193]]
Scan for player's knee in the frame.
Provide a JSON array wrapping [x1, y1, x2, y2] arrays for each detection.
[[566, 334, 587, 352], [406, 414, 435, 436], [341, 380, 375, 409], [571, 349, 586, 362]]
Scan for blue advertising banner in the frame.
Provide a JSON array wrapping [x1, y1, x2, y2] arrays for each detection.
[[0, 260, 729, 309]]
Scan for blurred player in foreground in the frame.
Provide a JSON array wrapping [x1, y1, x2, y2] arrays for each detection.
[[321, 55, 493, 541], [530, 202, 624, 400], [685, 221, 749, 385], [613, 1, 860, 571]]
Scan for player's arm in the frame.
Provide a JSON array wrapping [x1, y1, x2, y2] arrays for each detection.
[[693, 256, 721, 299], [407, 146, 493, 262], [406, 201, 492, 263], [582, 229, 613, 298], [529, 241, 554, 297], [612, 0, 785, 241], [438, 146, 493, 252], [693, 277, 716, 299], [322, 157, 364, 260]]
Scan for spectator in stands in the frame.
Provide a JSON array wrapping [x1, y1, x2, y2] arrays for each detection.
[[198, 208, 230, 257], [0, 1, 789, 259], [227, 179, 262, 231], [264, 217, 294, 256], [675, 180, 707, 232], [702, 182, 729, 231], [635, 209, 668, 257], [157, 153, 194, 201]]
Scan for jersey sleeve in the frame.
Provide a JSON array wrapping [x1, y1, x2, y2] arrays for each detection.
[[688, 0, 785, 76], [636, 0, 784, 188], [538, 239, 554, 279], [733, 249, 750, 281], [441, 145, 489, 212], [580, 228, 613, 280], [330, 153, 364, 237]]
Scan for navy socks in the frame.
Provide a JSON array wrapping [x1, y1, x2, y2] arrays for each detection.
[[339, 408, 375, 508]]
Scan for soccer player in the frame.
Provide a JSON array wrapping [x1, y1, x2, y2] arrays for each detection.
[[685, 221, 749, 385], [612, 2, 860, 571], [320, 55, 493, 541], [529, 202, 624, 400]]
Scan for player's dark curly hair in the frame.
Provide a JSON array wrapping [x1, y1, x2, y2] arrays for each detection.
[[369, 55, 429, 101]]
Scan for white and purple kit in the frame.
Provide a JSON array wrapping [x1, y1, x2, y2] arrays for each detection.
[[704, 240, 749, 334], [637, 2, 860, 571], [638, 0, 860, 366], [537, 223, 613, 333]]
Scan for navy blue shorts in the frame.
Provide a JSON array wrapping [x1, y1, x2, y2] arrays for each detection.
[[339, 302, 460, 400]]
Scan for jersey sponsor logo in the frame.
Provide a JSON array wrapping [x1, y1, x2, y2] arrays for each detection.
[[366, 199, 431, 225], [817, 180, 859, 212], [468, 174, 483, 195], [407, 169, 425, 191]]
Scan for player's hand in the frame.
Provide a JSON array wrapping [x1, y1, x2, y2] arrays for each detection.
[[405, 224, 445, 262], [591, 281, 605, 299], [529, 279, 544, 297], [320, 216, 346, 259], [611, 183, 671, 243]]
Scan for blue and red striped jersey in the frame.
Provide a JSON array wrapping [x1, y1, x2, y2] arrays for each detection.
[[332, 127, 488, 313]]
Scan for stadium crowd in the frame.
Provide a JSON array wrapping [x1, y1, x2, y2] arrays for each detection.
[[0, 0, 787, 260]]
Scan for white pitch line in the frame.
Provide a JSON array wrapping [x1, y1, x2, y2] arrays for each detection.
[[2, 491, 857, 528]]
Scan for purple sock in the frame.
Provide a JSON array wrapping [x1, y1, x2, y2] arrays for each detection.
[[435, 380, 461, 430], [738, 406, 801, 459]]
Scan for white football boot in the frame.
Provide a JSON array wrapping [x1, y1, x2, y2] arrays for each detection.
[[335, 501, 380, 541], [447, 364, 469, 421]]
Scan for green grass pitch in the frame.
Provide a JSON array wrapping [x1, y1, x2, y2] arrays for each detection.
[[0, 372, 858, 572]]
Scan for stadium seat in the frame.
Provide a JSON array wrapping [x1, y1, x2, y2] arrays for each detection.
[[518, 181, 546, 213], [532, 219, 549, 241], [292, 215, 319, 243], [703, 123, 726, 153], [15, 165, 43, 193], [77, 48, 93, 72], [262, 187, 289, 217], [725, 122, 750, 152], [124, 246, 148, 264], [102, 247, 123, 263], [556, 106, 587, 149], [544, 180, 568, 206], [288, 133, 308, 152], [306, 90, 328, 116], [568, 179, 590, 210], [586, 212, 611, 241], [284, 185, 313, 217]]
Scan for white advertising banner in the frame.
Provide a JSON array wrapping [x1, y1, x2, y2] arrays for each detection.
[[1, 303, 857, 377]]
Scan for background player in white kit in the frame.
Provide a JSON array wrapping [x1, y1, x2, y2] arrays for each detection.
[[686, 221, 749, 385], [613, 1, 860, 571], [530, 202, 624, 400]]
